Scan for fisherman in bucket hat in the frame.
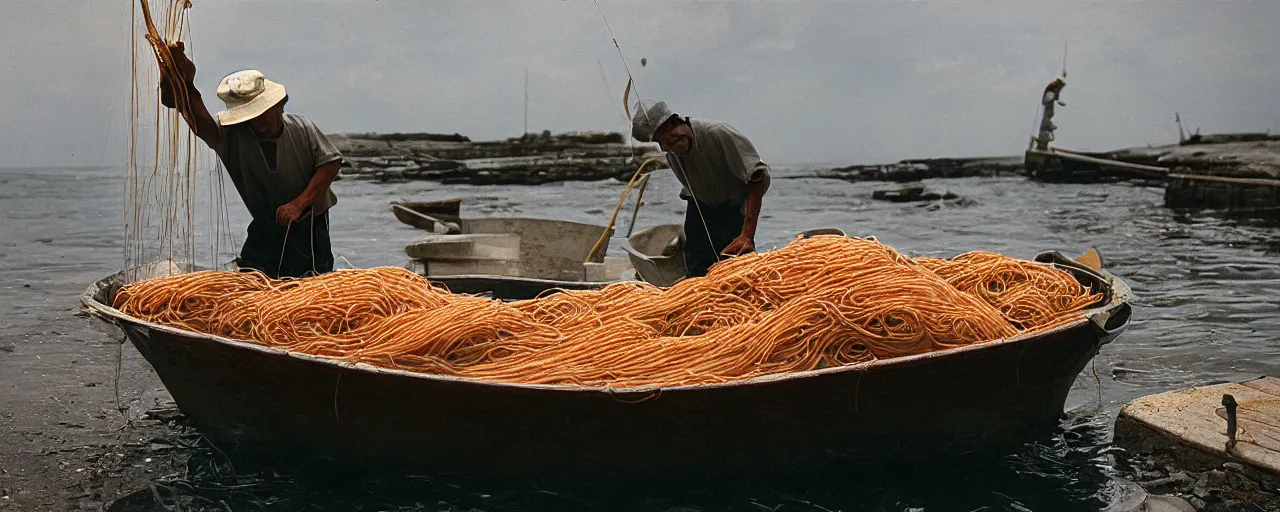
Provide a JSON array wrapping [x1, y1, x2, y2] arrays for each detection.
[[158, 42, 342, 279], [631, 100, 771, 278]]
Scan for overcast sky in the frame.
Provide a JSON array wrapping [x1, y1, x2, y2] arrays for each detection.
[[3, 0, 1277, 168]]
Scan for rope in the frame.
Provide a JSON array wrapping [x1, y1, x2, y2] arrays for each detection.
[[277, 222, 291, 278], [127, 0, 232, 279]]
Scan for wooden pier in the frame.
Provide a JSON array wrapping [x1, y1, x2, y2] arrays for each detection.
[[1115, 376, 1280, 478]]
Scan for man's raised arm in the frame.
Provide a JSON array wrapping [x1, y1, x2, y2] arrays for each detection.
[[159, 42, 220, 149]]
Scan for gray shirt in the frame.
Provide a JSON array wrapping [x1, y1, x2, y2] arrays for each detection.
[[665, 119, 771, 206], [216, 113, 342, 221]]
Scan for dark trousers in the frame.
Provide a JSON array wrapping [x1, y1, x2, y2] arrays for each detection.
[[682, 199, 745, 278], [237, 212, 334, 279]]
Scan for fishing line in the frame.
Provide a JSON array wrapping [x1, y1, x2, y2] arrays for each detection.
[[595, 59, 626, 121], [114, 332, 130, 423], [310, 211, 318, 277], [278, 222, 292, 278], [1091, 356, 1103, 410], [127, 0, 233, 279]]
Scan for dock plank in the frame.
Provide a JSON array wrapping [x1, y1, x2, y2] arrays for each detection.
[[1118, 377, 1280, 476], [1241, 376, 1280, 397]]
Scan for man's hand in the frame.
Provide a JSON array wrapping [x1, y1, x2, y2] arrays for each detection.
[[275, 202, 304, 226], [720, 234, 755, 257], [159, 42, 197, 109], [152, 41, 220, 150]]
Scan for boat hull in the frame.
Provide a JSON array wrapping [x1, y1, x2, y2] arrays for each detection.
[[83, 253, 1131, 486]]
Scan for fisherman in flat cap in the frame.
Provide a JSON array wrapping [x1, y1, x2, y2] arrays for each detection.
[[157, 43, 342, 279], [632, 101, 771, 278]]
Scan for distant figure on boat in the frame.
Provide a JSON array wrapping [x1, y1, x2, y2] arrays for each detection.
[[631, 101, 771, 278], [158, 43, 342, 279], [1033, 76, 1067, 150]]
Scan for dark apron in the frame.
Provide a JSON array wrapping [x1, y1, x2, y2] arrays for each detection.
[[682, 198, 746, 278], [237, 212, 334, 279]]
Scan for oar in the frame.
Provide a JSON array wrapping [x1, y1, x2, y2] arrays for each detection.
[[393, 204, 461, 234], [585, 157, 666, 263], [1075, 247, 1102, 271]]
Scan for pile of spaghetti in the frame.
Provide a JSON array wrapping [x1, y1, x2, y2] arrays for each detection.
[[112, 236, 1102, 387]]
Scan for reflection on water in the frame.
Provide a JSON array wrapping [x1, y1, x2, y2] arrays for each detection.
[[108, 407, 1120, 511]]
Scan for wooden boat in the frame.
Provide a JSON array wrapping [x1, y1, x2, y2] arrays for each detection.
[[393, 198, 632, 286], [80, 249, 1132, 488]]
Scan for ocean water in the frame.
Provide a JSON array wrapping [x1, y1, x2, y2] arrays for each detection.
[[1, 166, 1277, 511]]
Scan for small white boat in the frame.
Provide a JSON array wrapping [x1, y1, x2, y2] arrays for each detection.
[[396, 199, 850, 296], [404, 216, 632, 289]]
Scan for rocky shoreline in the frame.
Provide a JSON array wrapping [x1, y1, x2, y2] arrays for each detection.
[[330, 131, 664, 185], [814, 155, 1027, 182], [329, 129, 1278, 190], [815, 134, 1280, 184]]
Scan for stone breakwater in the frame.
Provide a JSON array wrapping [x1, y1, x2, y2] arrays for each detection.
[[329, 131, 665, 185], [1108, 136, 1280, 180], [814, 156, 1027, 183], [331, 129, 1278, 213], [815, 133, 1280, 184]]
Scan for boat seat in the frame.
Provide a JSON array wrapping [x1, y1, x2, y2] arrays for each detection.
[[405, 233, 520, 261]]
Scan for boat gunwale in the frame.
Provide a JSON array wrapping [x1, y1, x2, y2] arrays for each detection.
[[453, 216, 616, 232], [80, 260, 1131, 395]]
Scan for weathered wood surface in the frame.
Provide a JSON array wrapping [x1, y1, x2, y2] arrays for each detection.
[[1116, 376, 1280, 477]]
